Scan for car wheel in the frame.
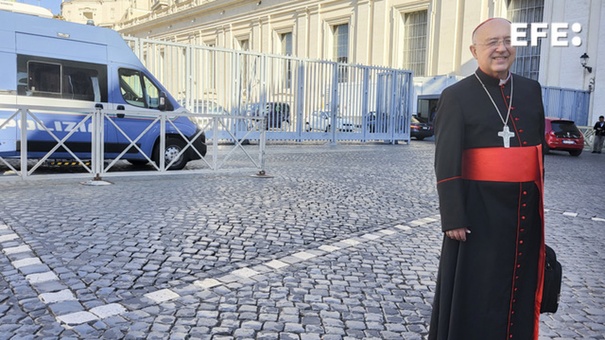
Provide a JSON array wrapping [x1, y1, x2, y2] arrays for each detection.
[[569, 149, 582, 157], [154, 137, 188, 170], [543, 144, 550, 154], [416, 136, 425, 141]]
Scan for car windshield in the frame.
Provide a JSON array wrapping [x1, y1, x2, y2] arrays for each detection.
[[551, 121, 581, 137]]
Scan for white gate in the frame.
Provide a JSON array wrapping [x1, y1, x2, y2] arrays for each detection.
[[124, 37, 413, 144]]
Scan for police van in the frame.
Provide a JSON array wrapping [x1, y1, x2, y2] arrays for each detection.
[[0, 10, 206, 170]]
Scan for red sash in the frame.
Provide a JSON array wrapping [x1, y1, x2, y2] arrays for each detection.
[[461, 145, 545, 340]]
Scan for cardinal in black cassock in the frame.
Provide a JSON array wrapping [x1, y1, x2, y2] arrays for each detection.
[[429, 18, 546, 340]]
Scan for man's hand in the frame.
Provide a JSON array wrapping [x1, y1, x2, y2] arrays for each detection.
[[445, 228, 471, 242]]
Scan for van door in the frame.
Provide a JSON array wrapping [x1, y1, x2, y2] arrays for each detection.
[[105, 67, 171, 163]]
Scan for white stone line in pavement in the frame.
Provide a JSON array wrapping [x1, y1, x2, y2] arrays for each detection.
[[231, 267, 260, 278], [194, 278, 223, 289], [563, 212, 579, 217], [90, 304, 127, 319], [544, 209, 605, 221], [264, 259, 290, 269], [26, 271, 59, 284], [144, 289, 180, 303], [2, 245, 32, 255], [0, 233, 19, 243], [188, 218, 443, 298], [361, 233, 382, 240], [318, 245, 340, 252], [12, 257, 42, 268], [0, 222, 136, 328], [292, 251, 317, 260], [0, 224, 8, 230], [57, 311, 98, 326], [39, 290, 77, 304], [340, 238, 362, 246]]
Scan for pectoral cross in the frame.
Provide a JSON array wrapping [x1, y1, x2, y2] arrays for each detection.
[[498, 125, 515, 148]]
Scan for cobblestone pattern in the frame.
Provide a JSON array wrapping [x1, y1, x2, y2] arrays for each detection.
[[0, 142, 604, 339]]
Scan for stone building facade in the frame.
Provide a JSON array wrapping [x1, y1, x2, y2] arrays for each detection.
[[61, 0, 603, 124]]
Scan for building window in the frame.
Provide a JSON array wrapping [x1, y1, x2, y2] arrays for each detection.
[[508, 0, 544, 80], [281, 32, 292, 56], [204, 41, 217, 92], [403, 10, 427, 77], [280, 32, 293, 88], [238, 39, 249, 51], [333, 24, 349, 82]]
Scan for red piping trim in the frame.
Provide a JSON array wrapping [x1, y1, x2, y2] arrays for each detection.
[[533, 148, 546, 340], [436, 176, 461, 185], [506, 183, 524, 339]]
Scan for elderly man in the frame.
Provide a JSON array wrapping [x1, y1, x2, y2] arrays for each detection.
[[429, 18, 546, 340]]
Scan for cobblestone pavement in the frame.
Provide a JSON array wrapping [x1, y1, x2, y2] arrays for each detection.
[[1, 141, 604, 339]]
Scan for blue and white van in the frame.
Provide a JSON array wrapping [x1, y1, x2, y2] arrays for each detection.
[[0, 10, 206, 170]]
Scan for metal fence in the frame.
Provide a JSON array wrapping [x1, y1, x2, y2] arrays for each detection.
[[124, 37, 413, 144], [542, 86, 591, 125], [0, 104, 267, 180]]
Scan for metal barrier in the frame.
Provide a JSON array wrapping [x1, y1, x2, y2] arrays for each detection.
[[542, 87, 591, 126], [0, 104, 267, 180], [124, 37, 413, 144], [578, 126, 594, 148]]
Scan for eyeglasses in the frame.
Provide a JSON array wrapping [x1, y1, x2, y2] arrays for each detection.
[[476, 38, 513, 48]]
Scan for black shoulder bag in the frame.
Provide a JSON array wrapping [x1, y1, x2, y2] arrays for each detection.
[[540, 244, 562, 313]]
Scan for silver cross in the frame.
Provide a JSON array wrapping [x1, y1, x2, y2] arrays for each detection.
[[498, 125, 515, 148]]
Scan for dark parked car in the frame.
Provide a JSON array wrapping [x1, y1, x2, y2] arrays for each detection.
[[544, 117, 584, 156], [248, 102, 291, 129], [410, 114, 434, 140]]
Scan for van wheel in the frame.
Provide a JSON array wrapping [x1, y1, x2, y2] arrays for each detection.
[[155, 137, 188, 170]]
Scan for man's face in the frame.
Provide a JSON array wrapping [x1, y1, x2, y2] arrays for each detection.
[[470, 19, 516, 78]]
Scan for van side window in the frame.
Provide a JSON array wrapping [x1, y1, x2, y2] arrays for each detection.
[[17, 54, 107, 102], [28, 62, 61, 95], [118, 68, 163, 109]]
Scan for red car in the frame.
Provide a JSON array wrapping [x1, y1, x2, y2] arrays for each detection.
[[544, 117, 584, 156]]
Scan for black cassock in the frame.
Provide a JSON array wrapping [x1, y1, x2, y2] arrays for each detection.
[[429, 69, 546, 340]]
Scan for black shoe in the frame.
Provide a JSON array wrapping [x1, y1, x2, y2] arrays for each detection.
[[592, 151, 597, 153]]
